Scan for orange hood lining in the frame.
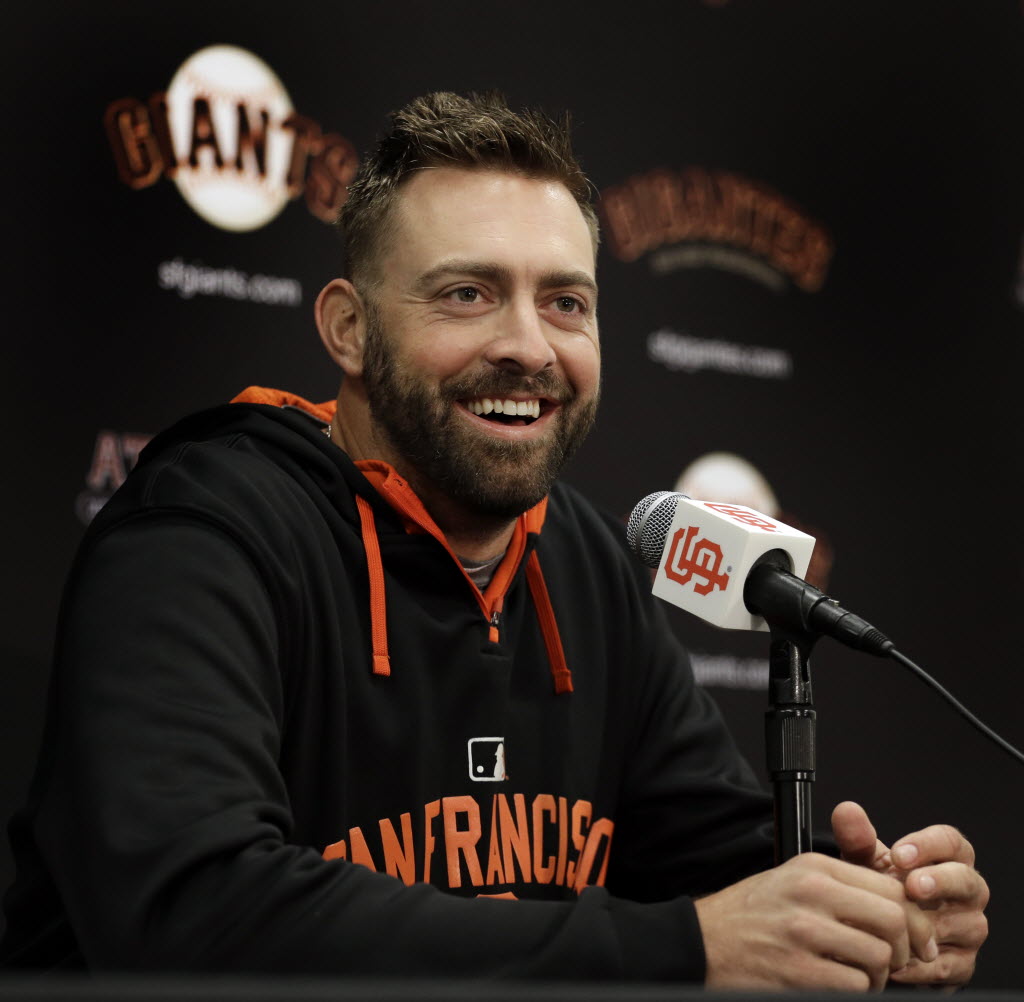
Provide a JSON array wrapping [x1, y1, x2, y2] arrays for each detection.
[[231, 386, 337, 425]]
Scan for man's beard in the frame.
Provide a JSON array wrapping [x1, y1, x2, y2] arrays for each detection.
[[361, 316, 598, 520]]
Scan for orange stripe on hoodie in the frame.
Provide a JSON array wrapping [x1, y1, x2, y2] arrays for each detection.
[[231, 387, 572, 693], [231, 386, 337, 425]]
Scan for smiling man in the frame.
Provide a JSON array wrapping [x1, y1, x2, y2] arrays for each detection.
[[318, 165, 601, 555], [0, 92, 988, 988]]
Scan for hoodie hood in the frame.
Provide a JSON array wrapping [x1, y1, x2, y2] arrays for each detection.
[[227, 386, 572, 694]]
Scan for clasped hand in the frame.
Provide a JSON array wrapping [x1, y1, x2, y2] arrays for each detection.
[[694, 801, 989, 991]]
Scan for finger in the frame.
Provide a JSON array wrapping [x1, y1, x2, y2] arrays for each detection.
[[801, 917, 902, 992], [905, 862, 990, 909], [891, 906, 989, 988], [903, 900, 940, 966], [800, 855, 940, 968], [890, 947, 977, 988], [931, 902, 990, 954], [808, 853, 910, 903], [794, 866, 913, 970], [795, 957, 874, 993], [890, 825, 975, 871], [831, 801, 889, 868]]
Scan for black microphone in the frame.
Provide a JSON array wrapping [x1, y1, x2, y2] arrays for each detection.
[[627, 491, 893, 656], [629, 493, 1024, 770]]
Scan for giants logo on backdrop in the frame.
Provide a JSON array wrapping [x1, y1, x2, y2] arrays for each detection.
[[599, 167, 834, 293], [75, 430, 152, 525], [104, 45, 358, 232], [674, 452, 833, 592]]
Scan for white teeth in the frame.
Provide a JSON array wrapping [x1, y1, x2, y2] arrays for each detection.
[[466, 398, 541, 419]]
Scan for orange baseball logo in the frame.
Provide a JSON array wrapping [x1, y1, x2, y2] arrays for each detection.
[[664, 525, 730, 595]]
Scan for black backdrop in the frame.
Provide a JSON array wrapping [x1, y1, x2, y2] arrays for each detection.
[[3, 1, 1022, 988]]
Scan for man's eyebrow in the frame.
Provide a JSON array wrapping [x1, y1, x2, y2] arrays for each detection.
[[413, 260, 598, 297], [542, 270, 599, 298]]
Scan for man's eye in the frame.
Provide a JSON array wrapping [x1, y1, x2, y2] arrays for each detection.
[[453, 287, 479, 303], [554, 296, 583, 313]]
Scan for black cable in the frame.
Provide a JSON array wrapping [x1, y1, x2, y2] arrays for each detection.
[[888, 648, 1024, 767]]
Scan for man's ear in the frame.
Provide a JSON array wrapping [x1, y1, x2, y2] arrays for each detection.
[[315, 278, 367, 378]]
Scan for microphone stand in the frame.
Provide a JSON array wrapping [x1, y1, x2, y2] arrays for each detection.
[[764, 621, 819, 863]]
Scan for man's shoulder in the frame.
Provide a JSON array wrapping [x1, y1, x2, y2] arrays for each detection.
[[545, 480, 630, 543], [92, 402, 353, 535], [541, 481, 641, 581]]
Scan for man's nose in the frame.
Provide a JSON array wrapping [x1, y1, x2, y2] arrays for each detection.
[[483, 300, 557, 376]]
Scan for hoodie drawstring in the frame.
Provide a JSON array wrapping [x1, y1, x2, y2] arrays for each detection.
[[355, 495, 392, 678], [355, 490, 572, 694], [526, 552, 574, 695]]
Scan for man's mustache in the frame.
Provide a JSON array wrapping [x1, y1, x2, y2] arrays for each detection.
[[442, 370, 574, 404]]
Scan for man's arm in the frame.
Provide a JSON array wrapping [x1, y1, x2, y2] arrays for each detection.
[[597, 510, 989, 992], [13, 516, 701, 979]]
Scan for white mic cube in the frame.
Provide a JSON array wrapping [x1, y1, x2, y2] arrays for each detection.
[[651, 498, 816, 632]]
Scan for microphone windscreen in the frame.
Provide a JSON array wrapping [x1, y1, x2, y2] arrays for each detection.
[[626, 491, 690, 568]]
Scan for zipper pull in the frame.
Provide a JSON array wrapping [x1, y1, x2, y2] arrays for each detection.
[[488, 610, 500, 644]]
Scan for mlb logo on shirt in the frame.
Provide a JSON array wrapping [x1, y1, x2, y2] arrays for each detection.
[[468, 737, 507, 782]]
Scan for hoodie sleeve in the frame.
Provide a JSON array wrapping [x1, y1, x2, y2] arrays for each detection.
[[17, 513, 706, 980], [604, 581, 778, 903]]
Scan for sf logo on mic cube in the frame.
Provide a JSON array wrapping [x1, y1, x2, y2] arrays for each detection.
[[652, 499, 814, 632]]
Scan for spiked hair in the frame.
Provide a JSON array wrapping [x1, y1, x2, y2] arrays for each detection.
[[338, 90, 599, 290]]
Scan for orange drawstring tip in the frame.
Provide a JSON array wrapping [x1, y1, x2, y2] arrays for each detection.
[[372, 654, 391, 677]]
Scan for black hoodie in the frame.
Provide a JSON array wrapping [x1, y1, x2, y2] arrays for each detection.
[[0, 390, 775, 979]]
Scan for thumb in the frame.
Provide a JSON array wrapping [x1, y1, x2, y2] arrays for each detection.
[[832, 801, 888, 868]]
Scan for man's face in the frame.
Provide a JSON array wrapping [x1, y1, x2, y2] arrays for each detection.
[[359, 167, 601, 520]]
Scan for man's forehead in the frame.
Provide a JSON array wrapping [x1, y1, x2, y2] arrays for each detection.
[[386, 167, 597, 274], [394, 167, 585, 228]]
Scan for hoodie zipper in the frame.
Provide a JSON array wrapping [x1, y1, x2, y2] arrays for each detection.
[[360, 464, 522, 641]]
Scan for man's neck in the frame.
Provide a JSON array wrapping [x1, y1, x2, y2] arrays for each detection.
[[329, 405, 517, 563], [406, 484, 517, 563]]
